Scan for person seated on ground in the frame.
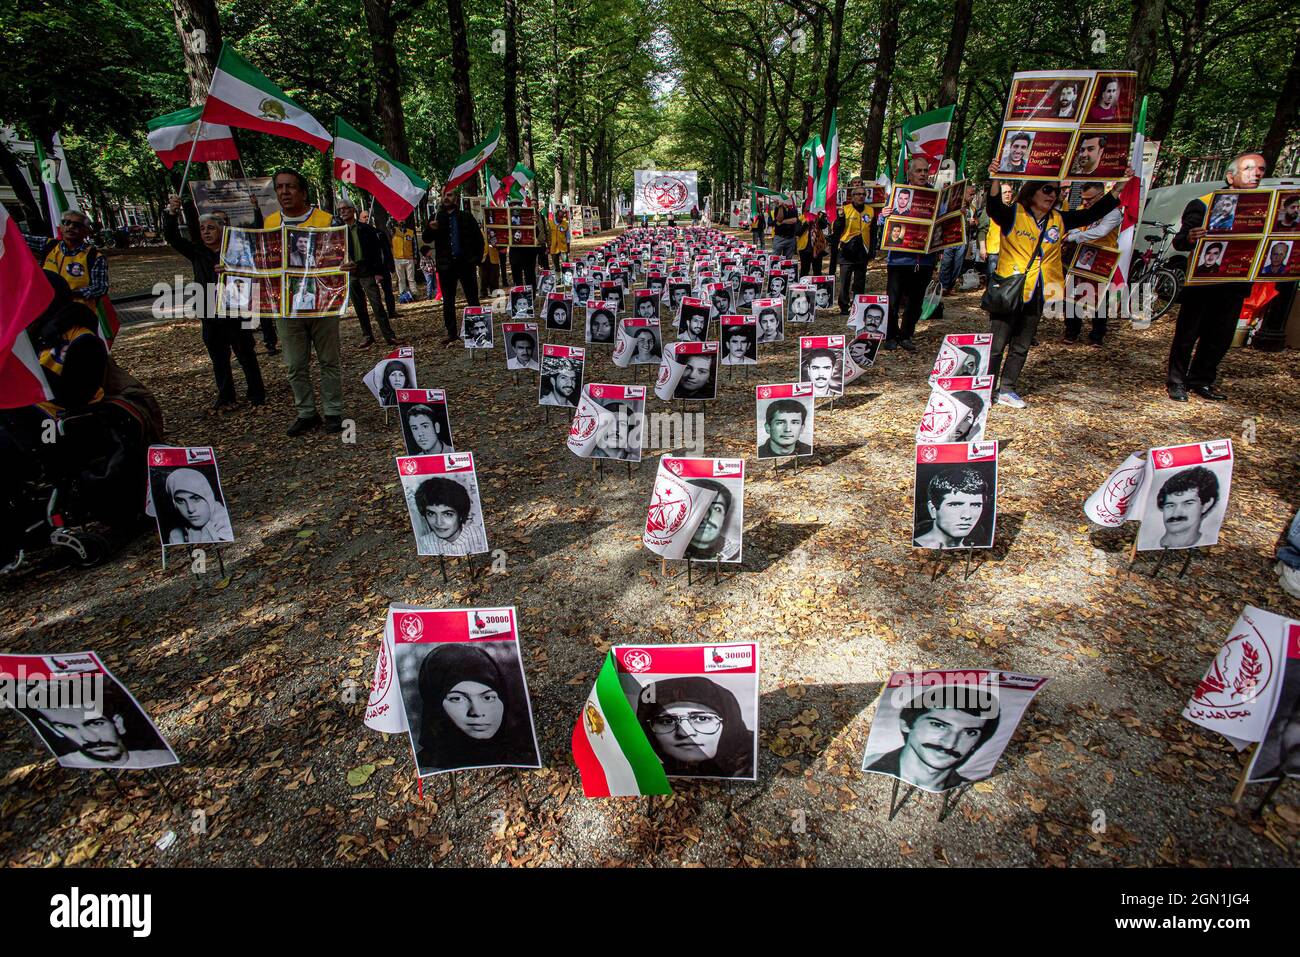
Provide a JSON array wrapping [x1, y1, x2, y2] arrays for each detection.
[[0, 273, 164, 569]]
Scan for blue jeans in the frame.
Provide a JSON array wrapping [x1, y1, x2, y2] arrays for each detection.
[[1279, 506, 1300, 569], [423, 274, 435, 299], [939, 244, 964, 290]]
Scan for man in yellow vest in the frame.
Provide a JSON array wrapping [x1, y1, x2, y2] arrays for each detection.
[[39, 210, 109, 316], [549, 208, 570, 273], [1166, 151, 1267, 403], [833, 183, 872, 314], [263, 168, 345, 436], [390, 216, 418, 302], [1062, 180, 1124, 346]]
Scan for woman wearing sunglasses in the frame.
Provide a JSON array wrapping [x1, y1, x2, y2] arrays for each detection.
[[981, 162, 1132, 408]]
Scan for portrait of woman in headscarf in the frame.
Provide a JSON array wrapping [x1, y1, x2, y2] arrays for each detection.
[[378, 360, 412, 407], [412, 642, 540, 775], [683, 478, 741, 561], [162, 467, 234, 544], [635, 676, 754, 778]]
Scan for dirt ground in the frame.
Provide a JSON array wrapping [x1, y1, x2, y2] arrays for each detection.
[[2, 229, 1297, 868]]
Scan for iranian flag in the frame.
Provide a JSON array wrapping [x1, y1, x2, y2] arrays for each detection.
[[819, 109, 840, 224], [898, 104, 955, 179], [571, 652, 672, 797], [445, 122, 502, 191], [146, 106, 240, 169], [0, 204, 55, 409], [507, 162, 535, 201], [488, 172, 508, 205], [333, 117, 431, 221], [201, 44, 331, 152], [801, 134, 823, 215], [1112, 97, 1147, 290]]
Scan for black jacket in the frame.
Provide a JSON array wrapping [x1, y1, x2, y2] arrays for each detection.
[[348, 221, 391, 278], [422, 209, 486, 268], [161, 204, 222, 319]]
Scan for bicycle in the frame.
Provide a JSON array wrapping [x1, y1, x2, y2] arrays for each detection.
[[1128, 220, 1183, 323]]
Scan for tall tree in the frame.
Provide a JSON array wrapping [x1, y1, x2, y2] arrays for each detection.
[[1122, 0, 1166, 100], [860, 0, 902, 178], [935, 0, 972, 109], [360, 0, 412, 162], [1261, 22, 1300, 171], [446, 0, 476, 152], [167, 0, 222, 103], [504, 0, 520, 167]]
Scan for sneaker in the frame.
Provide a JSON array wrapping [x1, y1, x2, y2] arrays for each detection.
[[899, 339, 917, 352], [1279, 561, 1300, 599], [997, 390, 1026, 409], [287, 415, 321, 436], [323, 415, 344, 434]]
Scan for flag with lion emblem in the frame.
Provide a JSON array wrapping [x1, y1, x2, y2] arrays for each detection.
[[333, 117, 431, 221], [572, 651, 671, 797]]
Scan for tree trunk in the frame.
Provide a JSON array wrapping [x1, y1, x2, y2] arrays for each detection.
[[1149, 0, 1208, 142], [360, 0, 411, 163], [793, 10, 825, 177], [936, 0, 971, 109], [860, 0, 901, 178], [167, 0, 234, 179], [447, 0, 476, 152], [821, 0, 846, 143], [504, 0, 520, 168], [772, 51, 795, 189], [1122, 0, 1166, 101], [1261, 22, 1300, 172]]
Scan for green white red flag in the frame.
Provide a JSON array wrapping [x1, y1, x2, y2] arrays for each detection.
[[445, 123, 502, 191], [332, 117, 430, 221], [201, 44, 331, 152], [571, 652, 672, 797], [0, 203, 55, 409], [1112, 97, 1147, 289], [819, 109, 840, 224], [897, 104, 955, 180], [146, 106, 240, 169], [801, 134, 823, 215], [507, 162, 535, 201]]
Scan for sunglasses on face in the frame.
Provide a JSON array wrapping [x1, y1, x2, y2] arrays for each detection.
[[1039, 185, 1059, 196]]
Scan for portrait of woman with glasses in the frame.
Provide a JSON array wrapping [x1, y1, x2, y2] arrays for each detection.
[[633, 676, 755, 779]]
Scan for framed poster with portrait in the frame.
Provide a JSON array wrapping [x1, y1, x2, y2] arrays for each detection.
[[929, 333, 992, 381], [286, 272, 349, 318], [862, 670, 1050, 793], [1068, 243, 1121, 284], [992, 127, 1078, 180], [1185, 237, 1260, 285], [612, 317, 662, 368], [755, 382, 814, 459], [363, 605, 541, 778], [396, 452, 489, 558], [655, 341, 719, 401], [610, 643, 759, 781], [719, 315, 757, 366], [396, 389, 454, 457], [881, 217, 935, 254], [917, 376, 995, 445], [798, 335, 846, 398], [0, 652, 180, 771], [806, 274, 836, 312], [544, 293, 575, 332], [643, 456, 745, 563], [363, 346, 417, 407], [844, 331, 885, 382], [145, 445, 234, 547], [1134, 439, 1233, 552], [995, 70, 1135, 181], [913, 441, 999, 549], [539, 344, 586, 409], [461, 305, 494, 348], [567, 383, 646, 462], [503, 322, 539, 371]]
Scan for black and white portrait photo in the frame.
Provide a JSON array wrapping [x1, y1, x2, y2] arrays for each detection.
[[672, 350, 718, 400], [756, 391, 814, 458], [677, 300, 712, 342], [811, 278, 835, 311], [754, 301, 785, 344], [721, 321, 757, 366], [461, 310, 494, 348], [1247, 660, 1300, 783], [16, 667, 180, 771], [799, 345, 844, 398], [573, 278, 593, 305], [509, 287, 535, 319], [586, 303, 617, 343], [633, 292, 662, 321], [625, 322, 663, 365], [398, 461, 490, 557], [539, 354, 584, 408], [545, 295, 574, 332], [622, 674, 757, 780], [862, 672, 1048, 793], [363, 354, 418, 407], [399, 400, 454, 456], [537, 269, 557, 296], [848, 332, 884, 371], [505, 328, 539, 370], [147, 458, 235, 546], [707, 284, 733, 318], [767, 271, 788, 299], [788, 286, 816, 323], [394, 639, 541, 777], [667, 281, 691, 315], [738, 279, 762, 308], [1136, 457, 1233, 552], [917, 384, 991, 444], [913, 456, 998, 549]]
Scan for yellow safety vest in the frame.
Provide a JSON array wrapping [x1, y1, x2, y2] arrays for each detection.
[[796, 225, 810, 252], [550, 218, 569, 254], [43, 244, 98, 312], [391, 227, 416, 260], [838, 203, 871, 247], [986, 221, 1002, 256], [993, 204, 1067, 302], [264, 207, 334, 229]]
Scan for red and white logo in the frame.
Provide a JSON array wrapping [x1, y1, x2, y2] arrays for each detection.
[[368, 641, 392, 704], [623, 649, 653, 673], [396, 614, 424, 642], [401, 459, 419, 474], [920, 445, 939, 463], [570, 411, 598, 441], [151, 450, 165, 465], [919, 395, 956, 439], [646, 481, 689, 535], [1155, 449, 1174, 468], [1192, 628, 1275, 708], [758, 386, 772, 399]]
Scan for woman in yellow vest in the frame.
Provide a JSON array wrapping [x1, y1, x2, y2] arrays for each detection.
[[981, 160, 1127, 408], [549, 209, 570, 273]]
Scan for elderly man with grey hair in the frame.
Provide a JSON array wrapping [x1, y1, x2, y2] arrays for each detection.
[[162, 193, 266, 409], [1166, 151, 1268, 403]]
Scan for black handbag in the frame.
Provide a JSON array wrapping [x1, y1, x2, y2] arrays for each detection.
[[981, 216, 1049, 315]]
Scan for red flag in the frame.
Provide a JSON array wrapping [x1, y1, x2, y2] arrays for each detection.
[[0, 205, 55, 409]]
